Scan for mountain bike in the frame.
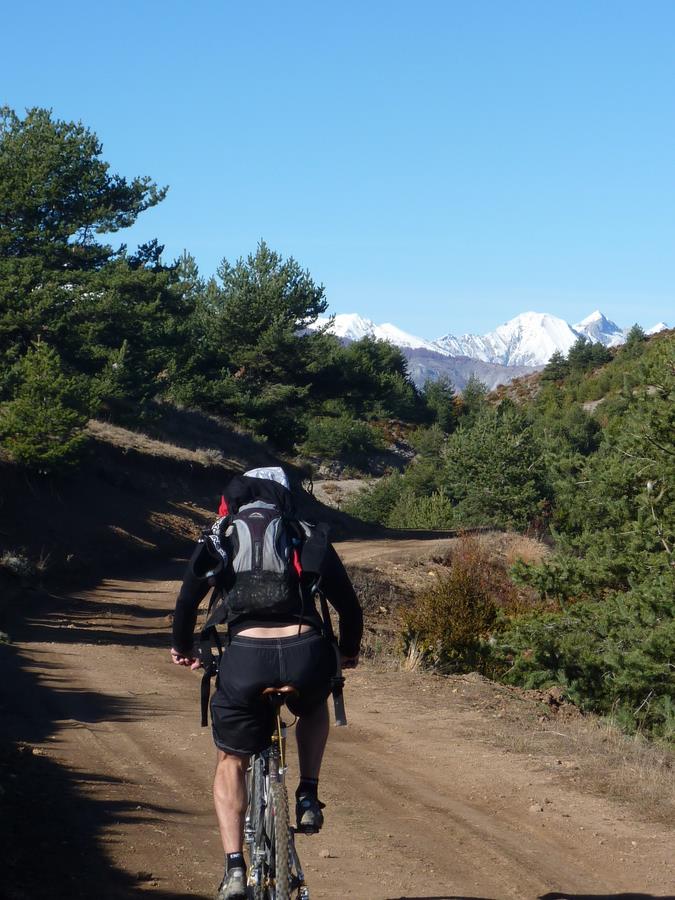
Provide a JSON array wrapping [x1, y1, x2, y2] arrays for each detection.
[[244, 686, 310, 900]]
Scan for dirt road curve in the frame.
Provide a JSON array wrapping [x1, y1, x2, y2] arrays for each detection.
[[2, 556, 673, 900]]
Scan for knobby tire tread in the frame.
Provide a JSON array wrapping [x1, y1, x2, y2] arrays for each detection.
[[248, 759, 266, 900], [270, 780, 291, 900]]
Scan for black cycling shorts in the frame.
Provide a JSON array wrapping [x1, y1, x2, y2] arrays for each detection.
[[210, 630, 337, 756]]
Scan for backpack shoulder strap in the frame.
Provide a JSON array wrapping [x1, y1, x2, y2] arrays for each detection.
[[197, 588, 224, 728], [206, 514, 232, 566], [298, 520, 330, 578]]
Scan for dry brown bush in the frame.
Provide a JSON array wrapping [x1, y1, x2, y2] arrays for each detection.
[[502, 533, 549, 567], [401, 534, 542, 674]]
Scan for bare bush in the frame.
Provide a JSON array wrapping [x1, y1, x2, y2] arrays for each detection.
[[400, 534, 541, 675], [196, 447, 227, 466]]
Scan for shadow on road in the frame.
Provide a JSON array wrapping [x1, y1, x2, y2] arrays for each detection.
[[7, 571, 183, 650], [540, 894, 675, 899], [0, 589, 211, 900], [388, 896, 674, 900]]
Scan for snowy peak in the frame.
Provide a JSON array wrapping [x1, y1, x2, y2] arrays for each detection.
[[312, 308, 669, 369], [647, 321, 669, 335], [492, 312, 580, 366], [573, 310, 624, 347], [436, 311, 579, 367], [313, 313, 443, 353], [575, 309, 609, 327], [313, 313, 376, 341]]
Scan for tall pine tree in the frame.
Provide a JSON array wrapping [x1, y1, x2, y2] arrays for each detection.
[[0, 107, 191, 421]]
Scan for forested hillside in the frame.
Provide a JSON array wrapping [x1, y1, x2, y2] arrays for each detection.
[[348, 329, 674, 740], [0, 107, 461, 474]]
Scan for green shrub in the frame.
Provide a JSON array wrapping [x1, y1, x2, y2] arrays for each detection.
[[387, 487, 454, 530], [491, 574, 675, 741], [344, 473, 406, 523], [301, 415, 384, 462]]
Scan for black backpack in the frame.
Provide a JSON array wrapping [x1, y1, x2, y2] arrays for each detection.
[[196, 503, 330, 725], [204, 500, 304, 623]]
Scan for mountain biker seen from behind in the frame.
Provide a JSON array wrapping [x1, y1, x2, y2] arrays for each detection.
[[170, 467, 362, 900]]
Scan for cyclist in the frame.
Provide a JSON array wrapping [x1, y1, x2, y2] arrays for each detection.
[[170, 467, 362, 900]]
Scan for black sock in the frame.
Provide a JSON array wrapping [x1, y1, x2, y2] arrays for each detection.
[[226, 851, 245, 873], [296, 777, 319, 799]]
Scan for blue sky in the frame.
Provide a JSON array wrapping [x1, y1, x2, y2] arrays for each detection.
[[3, 1, 673, 337]]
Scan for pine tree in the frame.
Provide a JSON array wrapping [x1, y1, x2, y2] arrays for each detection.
[[0, 107, 189, 419], [625, 323, 647, 345], [458, 374, 488, 426], [422, 376, 457, 432], [567, 336, 611, 373], [622, 323, 648, 359], [338, 337, 420, 421], [182, 241, 330, 446], [0, 342, 89, 471], [443, 405, 549, 530], [541, 349, 569, 382]]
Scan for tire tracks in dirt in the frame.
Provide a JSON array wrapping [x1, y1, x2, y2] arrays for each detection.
[[1, 553, 673, 900]]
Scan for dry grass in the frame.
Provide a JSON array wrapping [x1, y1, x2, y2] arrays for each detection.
[[87, 420, 236, 467], [493, 706, 675, 826], [466, 530, 550, 568], [427, 530, 550, 570], [501, 533, 550, 567], [401, 637, 425, 672]]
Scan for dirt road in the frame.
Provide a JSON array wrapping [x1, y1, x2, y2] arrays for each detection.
[[2, 553, 673, 900]]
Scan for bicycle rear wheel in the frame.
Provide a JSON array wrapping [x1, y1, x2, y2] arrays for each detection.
[[246, 756, 267, 900], [268, 779, 291, 899]]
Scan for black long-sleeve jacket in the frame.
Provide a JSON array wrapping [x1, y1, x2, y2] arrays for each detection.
[[172, 540, 363, 658]]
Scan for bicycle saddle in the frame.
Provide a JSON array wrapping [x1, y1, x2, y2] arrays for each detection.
[[262, 685, 299, 699]]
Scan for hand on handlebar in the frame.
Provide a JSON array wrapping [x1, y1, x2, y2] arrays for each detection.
[[340, 653, 359, 669], [170, 648, 202, 671]]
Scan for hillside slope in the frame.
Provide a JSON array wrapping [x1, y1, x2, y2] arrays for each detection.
[[0, 409, 374, 583]]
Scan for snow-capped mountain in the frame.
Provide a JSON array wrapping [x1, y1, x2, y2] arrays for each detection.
[[573, 310, 625, 347], [435, 312, 580, 367], [647, 322, 669, 335], [311, 309, 670, 370], [312, 313, 441, 353]]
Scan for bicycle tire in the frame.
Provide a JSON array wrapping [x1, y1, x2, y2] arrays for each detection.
[[247, 757, 267, 900], [269, 780, 291, 900]]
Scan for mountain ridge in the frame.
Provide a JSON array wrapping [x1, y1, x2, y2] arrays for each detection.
[[312, 309, 669, 368]]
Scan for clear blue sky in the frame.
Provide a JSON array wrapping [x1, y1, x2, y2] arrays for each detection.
[[3, 1, 673, 337]]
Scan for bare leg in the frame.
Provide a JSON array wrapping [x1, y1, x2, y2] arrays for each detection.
[[213, 750, 249, 853], [296, 699, 329, 780]]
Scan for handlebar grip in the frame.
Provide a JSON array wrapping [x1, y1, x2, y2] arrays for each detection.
[[333, 690, 347, 727], [330, 674, 347, 726]]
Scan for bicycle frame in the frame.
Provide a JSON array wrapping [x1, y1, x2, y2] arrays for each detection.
[[244, 692, 310, 900]]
